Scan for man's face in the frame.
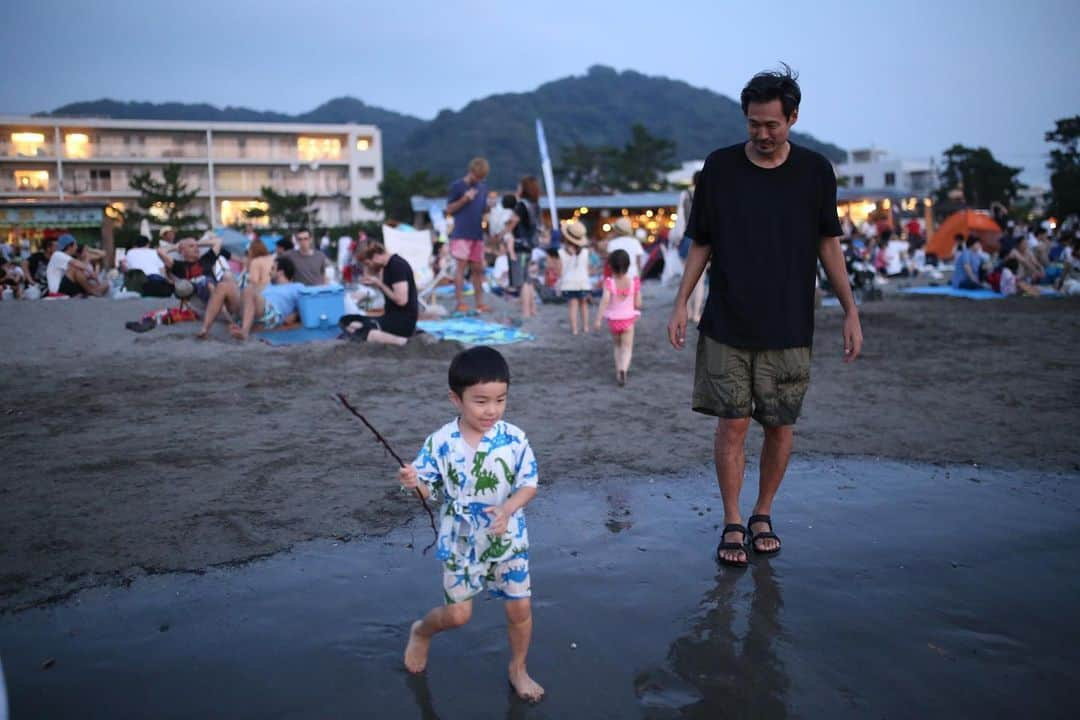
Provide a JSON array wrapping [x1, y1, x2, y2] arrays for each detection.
[[162, 231, 176, 244], [362, 254, 385, 274], [745, 99, 796, 158], [178, 239, 199, 261], [469, 167, 488, 184], [271, 262, 284, 284], [297, 232, 312, 251], [43, 241, 56, 257]]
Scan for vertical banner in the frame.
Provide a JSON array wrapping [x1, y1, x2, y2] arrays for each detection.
[[535, 119, 559, 236]]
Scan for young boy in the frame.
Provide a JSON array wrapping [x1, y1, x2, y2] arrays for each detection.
[[398, 346, 544, 703]]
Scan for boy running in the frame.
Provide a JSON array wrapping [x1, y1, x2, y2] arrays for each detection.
[[398, 346, 544, 703]]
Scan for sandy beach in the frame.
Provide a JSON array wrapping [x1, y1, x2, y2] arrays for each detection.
[[1, 285, 1079, 612]]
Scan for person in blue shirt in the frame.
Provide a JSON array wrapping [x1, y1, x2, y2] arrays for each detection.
[[229, 256, 304, 340], [951, 236, 983, 290], [446, 157, 491, 314]]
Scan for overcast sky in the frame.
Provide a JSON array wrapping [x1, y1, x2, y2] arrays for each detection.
[[3, 0, 1077, 184]]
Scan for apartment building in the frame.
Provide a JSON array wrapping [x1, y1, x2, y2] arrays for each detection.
[[835, 148, 937, 195], [0, 116, 384, 227]]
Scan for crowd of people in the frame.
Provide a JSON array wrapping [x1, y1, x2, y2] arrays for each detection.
[[949, 218, 1080, 296]]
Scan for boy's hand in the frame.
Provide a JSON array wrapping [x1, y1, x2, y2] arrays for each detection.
[[485, 505, 511, 535], [398, 465, 418, 490]]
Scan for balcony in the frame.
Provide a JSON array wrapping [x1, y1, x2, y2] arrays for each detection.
[[0, 138, 53, 159], [0, 175, 55, 193]]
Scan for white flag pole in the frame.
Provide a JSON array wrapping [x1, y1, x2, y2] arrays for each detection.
[[536, 119, 559, 241]]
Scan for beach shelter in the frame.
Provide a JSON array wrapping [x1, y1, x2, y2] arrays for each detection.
[[926, 210, 1001, 260]]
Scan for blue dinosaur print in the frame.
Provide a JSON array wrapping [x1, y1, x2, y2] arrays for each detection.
[[515, 515, 527, 539], [466, 502, 493, 528], [500, 566, 530, 584], [487, 424, 521, 451], [436, 441, 451, 459]]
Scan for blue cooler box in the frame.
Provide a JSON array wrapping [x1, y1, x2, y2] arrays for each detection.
[[298, 284, 345, 329]]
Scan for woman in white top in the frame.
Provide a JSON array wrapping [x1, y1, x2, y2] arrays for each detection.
[[558, 221, 592, 335]]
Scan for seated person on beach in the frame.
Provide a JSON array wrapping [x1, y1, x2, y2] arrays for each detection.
[[244, 237, 275, 290], [1, 261, 28, 299], [274, 237, 293, 257], [951, 236, 984, 290], [283, 230, 330, 286], [228, 257, 304, 341], [338, 242, 417, 347], [158, 234, 228, 308], [1007, 236, 1045, 283], [46, 234, 107, 297], [998, 257, 1039, 297], [123, 235, 173, 297], [23, 237, 56, 292]]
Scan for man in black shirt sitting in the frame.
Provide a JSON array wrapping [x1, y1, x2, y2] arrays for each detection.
[[339, 241, 418, 346], [667, 64, 863, 567]]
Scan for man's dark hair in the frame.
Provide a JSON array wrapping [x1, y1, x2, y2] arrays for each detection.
[[133, 235, 149, 248], [1003, 257, 1019, 272], [448, 346, 510, 396], [608, 248, 631, 275], [275, 256, 296, 280], [954, 233, 965, 244], [277, 237, 294, 253], [545, 247, 559, 258], [43, 237, 57, 250], [501, 193, 517, 210], [965, 235, 980, 248], [740, 63, 801, 119]]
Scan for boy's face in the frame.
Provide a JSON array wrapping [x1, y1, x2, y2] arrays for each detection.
[[450, 381, 508, 435]]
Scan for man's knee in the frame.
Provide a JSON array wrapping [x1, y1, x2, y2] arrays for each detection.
[[715, 417, 751, 449]]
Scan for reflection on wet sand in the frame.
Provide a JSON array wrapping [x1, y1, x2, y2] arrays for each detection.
[[636, 561, 787, 719]]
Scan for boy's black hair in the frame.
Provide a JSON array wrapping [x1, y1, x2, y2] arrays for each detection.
[[608, 248, 630, 275], [274, 256, 296, 280], [133, 235, 150, 248], [277, 237, 295, 253], [740, 62, 801, 119], [501, 193, 517, 210], [449, 346, 510, 396]]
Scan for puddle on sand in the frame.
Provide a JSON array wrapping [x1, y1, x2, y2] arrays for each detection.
[[2, 457, 1079, 719]]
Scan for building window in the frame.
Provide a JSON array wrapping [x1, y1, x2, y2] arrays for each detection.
[[356, 136, 373, 151], [884, 172, 896, 187], [90, 169, 111, 192], [14, 169, 50, 190], [853, 175, 864, 188], [357, 166, 375, 179], [220, 200, 270, 227], [65, 133, 90, 158], [297, 136, 342, 162], [12, 132, 47, 157]]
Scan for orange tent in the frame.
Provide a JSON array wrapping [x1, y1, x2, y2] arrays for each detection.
[[926, 210, 1002, 260]]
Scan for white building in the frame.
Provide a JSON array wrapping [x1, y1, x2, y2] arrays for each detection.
[[0, 116, 383, 227], [835, 148, 936, 195]]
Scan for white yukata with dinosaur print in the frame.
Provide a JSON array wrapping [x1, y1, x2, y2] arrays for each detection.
[[412, 418, 538, 604]]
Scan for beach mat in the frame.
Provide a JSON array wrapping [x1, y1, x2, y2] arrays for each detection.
[[899, 286, 1061, 300], [899, 286, 1004, 300], [416, 317, 534, 346], [257, 327, 341, 346]]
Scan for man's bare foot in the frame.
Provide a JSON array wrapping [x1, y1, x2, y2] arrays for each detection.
[[404, 621, 430, 674], [228, 324, 248, 341], [508, 664, 544, 703], [195, 328, 209, 340]]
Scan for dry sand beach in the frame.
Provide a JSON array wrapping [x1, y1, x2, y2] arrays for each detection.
[[2, 285, 1078, 612]]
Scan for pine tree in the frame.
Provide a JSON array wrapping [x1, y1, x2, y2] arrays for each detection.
[[126, 163, 204, 231], [244, 186, 318, 230]]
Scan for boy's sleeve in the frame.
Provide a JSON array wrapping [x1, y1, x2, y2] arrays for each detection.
[[412, 434, 444, 495], [513, 436, 539, 490]]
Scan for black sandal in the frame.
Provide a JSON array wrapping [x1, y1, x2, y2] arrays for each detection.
[[716, 523, 749, 567], [748, 514, 782, 555]]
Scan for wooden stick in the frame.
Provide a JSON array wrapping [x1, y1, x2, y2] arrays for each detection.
[[335, 393, 438, 553]]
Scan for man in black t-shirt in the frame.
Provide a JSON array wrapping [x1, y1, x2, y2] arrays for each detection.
[[667, 64, 863, 567], [339, 242, 418, 346], [158, 234, 233, 310], [23, 237, 56, 290]]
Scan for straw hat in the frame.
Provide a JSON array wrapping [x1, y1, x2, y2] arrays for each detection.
[[563, 220, 588, 247], [613, 217, 632, 236]]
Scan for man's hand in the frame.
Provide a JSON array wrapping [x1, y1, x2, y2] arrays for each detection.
[[843, 309, 863, 363], [463, 187, 478, 202], [485, 505, 511, 535], [667, 303, 689, 350], [398, 465, 418, 490], [359, 274, 380, 288]]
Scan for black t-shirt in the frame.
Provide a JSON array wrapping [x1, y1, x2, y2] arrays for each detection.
[[512, 199, 539, 251], [380, 254, 418, 337], [28, 252, 48, 286], [171, 250, 220, 281], [689, 143, 842, 349]]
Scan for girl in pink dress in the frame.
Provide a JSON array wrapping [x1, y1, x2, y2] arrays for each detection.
[[594, 249, 642, 386]]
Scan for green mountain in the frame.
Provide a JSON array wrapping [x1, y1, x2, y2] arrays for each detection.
[[396, 65, 846, 186], [44, 67, 846, 188]]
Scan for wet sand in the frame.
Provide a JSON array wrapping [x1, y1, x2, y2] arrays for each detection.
[[1, 284, 1079, 716], [2, 459, 1078, 718]]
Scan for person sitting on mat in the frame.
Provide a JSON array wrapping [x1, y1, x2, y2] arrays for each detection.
[[338, 242, 418, 347]]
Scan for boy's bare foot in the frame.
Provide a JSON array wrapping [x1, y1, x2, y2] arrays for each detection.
[[404, 621, 430, 674], [509, 665, 544, 703]]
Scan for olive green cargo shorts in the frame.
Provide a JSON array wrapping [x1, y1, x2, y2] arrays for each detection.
[[692, 334, 812, 427]]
